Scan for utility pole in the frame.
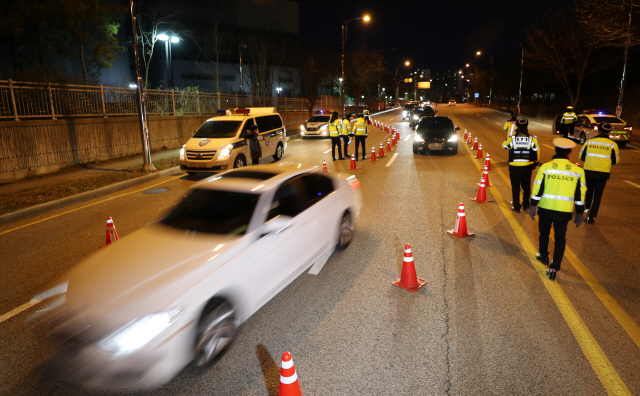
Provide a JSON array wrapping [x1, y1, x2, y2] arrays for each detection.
[[617, 0, 633, 117], [130, 0, 155, 172], [517, 47, 524, 114]]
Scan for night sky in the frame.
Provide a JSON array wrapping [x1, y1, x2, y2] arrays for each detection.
[[299, 0, 575, 71]]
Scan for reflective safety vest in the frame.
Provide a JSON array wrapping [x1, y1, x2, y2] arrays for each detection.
[[579, 136, 619, 173], [532, 158, 586, 213], [502, 133, 540, 166], [329, 119, 341, 137], [561, 112, 577, 124], [353, 117, 368, 136], [341, 118, 351, 136], [503, 120, 517, 136]]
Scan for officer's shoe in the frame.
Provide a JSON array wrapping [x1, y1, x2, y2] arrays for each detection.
[[332, 157, 338, 161], [546, 268, 557, 281], [362, 156, 367, 160], [338, 157, 345, 160], [535, 253, 550, 266], [586, 216, 595, 224], [511, 206, 521, 213]]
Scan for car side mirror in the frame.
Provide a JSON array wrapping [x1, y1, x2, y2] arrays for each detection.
[[434, 110, 438, 114], [261, 215, 292, 237], [455, 126, 461, 131]]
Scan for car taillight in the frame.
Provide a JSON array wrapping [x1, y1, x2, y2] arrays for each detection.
[[594, 126, 598, 131], [347, 175, 360, 190], [624, 126, 632, 131]]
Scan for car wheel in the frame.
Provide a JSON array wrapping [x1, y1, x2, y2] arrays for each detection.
[[273, 143, 284, 161], [233, 155, 246, 168], [413, 144, 419, 154], [452, 146, 458, 155], [337, 212, 354, 250], [187, 172, 196, 176], [579, 132, 586, 145], [195, 300, 236, 366], [618, 142, 627, 148]]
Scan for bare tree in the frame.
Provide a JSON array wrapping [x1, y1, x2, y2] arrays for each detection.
[[576, 0, 640, 48], [346, 49, 383, 114], [195, 19, 227, 93], [243, 33, 286, 106]]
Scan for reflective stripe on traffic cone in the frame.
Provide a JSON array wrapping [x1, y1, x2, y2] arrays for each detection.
[[392, 243, 427, 292], [472, 137, 479, 150], [484, 153, 493, 171], [475, 143, 484, 158], [278, 352, 303, 396], [463, 129, 468, 140], [378, 142, 385, 158], [348, 154, 358, 170], [391, 133, 397, 146], [478, 165, 492, 187], [322, 160, 328, 173], [386, 139, 392, 152], [447, 203, 475, 237], [471, 176, 492, 203], [101, 216, 119, 248], [370, 147, 377, 161], [467, 133, 472, 144]]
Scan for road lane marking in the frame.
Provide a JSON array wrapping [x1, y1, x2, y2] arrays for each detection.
[[624, 180, 640, 189], [0, 300, 40, 324], [0, 175, 184, 236], [450, 112, 632, 395], [386, 153, 398, 167], [484, 117, 488, 120], [405, 134, 411, 141], [323, 149, 332, 154], [496, 122, 501, 126], [543, 143, 554, 150]]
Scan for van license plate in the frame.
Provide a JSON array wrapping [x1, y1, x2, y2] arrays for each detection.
[[191, 162, 207, 168]]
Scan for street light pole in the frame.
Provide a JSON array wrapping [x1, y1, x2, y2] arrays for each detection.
[[489, 54, 493, 106], [517, 47, 524, 114], [341, 15, 370, 117], [617, 0, 633, 116]]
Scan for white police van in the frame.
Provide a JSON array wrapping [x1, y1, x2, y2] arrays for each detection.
[[180, 108, 286, 174]]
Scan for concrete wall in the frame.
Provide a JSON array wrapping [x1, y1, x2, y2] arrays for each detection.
[[0, 111, 311, 182]]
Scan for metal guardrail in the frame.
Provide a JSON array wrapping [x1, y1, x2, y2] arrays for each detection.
[[0, 80, 313, 121]]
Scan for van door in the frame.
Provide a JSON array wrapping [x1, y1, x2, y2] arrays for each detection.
[[255, 115, 280, 157]]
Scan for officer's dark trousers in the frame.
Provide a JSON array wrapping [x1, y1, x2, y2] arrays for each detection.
[[538, 208, 572, 270], [585, 171, 609, 218], [331, 137, 342, 159], [355, 136, 367, 159], [509, 165, 533, 210], [559, 124, 569, 138], [341, 135, 350, 158]]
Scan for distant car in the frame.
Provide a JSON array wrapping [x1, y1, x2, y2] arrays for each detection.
[[402, 104, 416, 120], [38, 164, 362, 391], [571, 110, 632, 146], [409, 106, 436, 129], [448, 100, 456, 106], [413, 116, 460, 154], [301, 114, 331, 138]]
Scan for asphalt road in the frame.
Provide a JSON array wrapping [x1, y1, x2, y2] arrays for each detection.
[[1, 105, 639, 395]]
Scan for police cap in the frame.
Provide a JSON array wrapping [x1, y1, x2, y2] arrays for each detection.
[[567, 106, 573, 110], [553, 137, 576, 149], [598, 122, 613, 133], [516, 118, 528, 129]]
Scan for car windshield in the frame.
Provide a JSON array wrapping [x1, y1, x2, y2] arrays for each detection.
[[161, 189, 259, 235], [307, 116, 330, 122], [414, 108, 435, 116], [193, 120, 242, 139], [403, 105, 414, 111], [417, 117, 455, 137], [593, 116, 623, 124]]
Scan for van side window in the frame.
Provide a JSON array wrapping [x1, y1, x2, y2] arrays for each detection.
[[256, 116, 272, 132], [269, 115, 283, 130]]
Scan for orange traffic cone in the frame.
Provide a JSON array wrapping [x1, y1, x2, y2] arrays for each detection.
[[348, 154, 358, 170], [467, 133, 472, 144], [447, 203, 475, 237], [378, 142, 385, 158], [391, 133, 397, 146], [472, 137, 479, 150], [484, 153, 493, 171], [101, 216, 120, 248], [478, 165, 493, 187], [463, 129, 468, 140], [370, 147, 377, 161], [386, 138, 392, 151], [322, 160, 328, 173], [471, 176, 492, 203], [475, 143, 484, 158], [392, 243, 427, 292], [385, 124, 390, 133], [278, 352, 303, 396]]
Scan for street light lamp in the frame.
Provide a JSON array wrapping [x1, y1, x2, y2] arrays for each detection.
[[276, 87, 282, 96], [158, 33, 180, 89], [342, 15, 371, 116]]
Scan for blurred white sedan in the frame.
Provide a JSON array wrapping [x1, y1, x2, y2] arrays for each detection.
[[37, 163, 362, 390]]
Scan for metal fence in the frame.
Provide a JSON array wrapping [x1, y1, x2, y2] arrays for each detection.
[[320, 95, 368, 108], [0, 80, 313, 121]]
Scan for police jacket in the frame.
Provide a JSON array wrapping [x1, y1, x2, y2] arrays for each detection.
[[561, 112, 577, 124], [503, 117, 517, 136], [329, 118, 341, 137], [579, 133, 619, 177], [352, 117, 368, 136], [531, 156, 586, 213], [341, 118, 351, 136], [501, 131, 540, 166], [243, 130, 262, 157]]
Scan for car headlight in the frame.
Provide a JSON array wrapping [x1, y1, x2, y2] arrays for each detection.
[[413, 115, 419, 120], [403, 111, 408, 116], [217, 144, 234, 160], [179, 145, 186, 160], [448, 135, 458, 142], [414, 134, 424, 143], [320, 124, 328, 130], [300, 125, 305, 131], [98, 308, 181, 354], [322, 131, 328, 135]]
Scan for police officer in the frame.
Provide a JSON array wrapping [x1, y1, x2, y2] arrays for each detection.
[[579, 122, 620, 224], [340, 114, 351, 159], [329, 111, 344, 160], [502, 119, 540, 213], [352, 113, 368, 160], [503, 111, 518, 137], [529, 138, 586, 280], [560, 106, 577, 138]]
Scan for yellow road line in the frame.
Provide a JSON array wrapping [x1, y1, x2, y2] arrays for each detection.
[[386, 153, 398, 167], [0, 175, 184, 236], [450, 114, 631, 395], [0, 300, 40, 324], [624, 180, 640, 189]]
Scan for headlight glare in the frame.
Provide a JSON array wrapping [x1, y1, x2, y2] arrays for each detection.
[[218, 144, 234, 160], [99, 308, 181, 354], [300, 125, 305, 131], [413, 115, 419, 120], [414, 134, 424, 143], [448, 135, 458, 142], [179, 145, 186, 160]]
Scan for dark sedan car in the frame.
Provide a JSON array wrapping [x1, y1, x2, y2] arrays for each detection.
[[413, 116, 460, 154], [402, 104, 416, 120], [409, 106, 436, 129]]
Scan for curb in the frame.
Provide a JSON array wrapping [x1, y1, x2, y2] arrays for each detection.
[[0, 166, 183, 227]]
